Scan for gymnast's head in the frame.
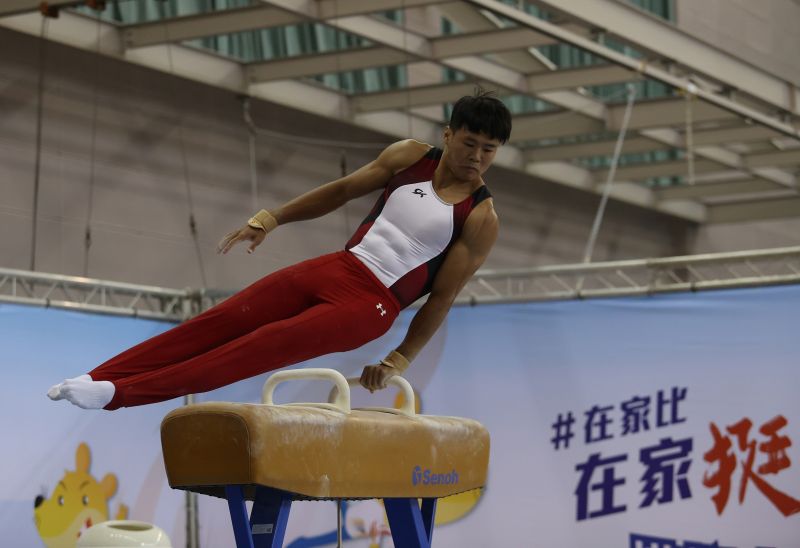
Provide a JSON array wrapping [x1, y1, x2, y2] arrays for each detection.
[[442, 89, 512, 182]]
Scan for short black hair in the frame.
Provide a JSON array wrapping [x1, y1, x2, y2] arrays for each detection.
[[448, 89, 512, 144]]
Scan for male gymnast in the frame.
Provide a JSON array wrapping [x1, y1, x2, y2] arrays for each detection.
[[48, 91, 512, 410]]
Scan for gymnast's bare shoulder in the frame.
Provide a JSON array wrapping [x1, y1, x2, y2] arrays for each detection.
[[377, 139, 433, 175]]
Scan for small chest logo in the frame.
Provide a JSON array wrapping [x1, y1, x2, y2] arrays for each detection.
[[413, 188, 427, 198], [376, 303, 386, 317]]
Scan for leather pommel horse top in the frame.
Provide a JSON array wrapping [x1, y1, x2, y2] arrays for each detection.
[[161, 369, 490, 501]]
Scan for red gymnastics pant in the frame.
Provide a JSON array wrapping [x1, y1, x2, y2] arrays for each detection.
[[89, 251, 400, 410]]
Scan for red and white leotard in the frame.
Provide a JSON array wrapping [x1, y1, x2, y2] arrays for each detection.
[[347, 147, 492, 308]]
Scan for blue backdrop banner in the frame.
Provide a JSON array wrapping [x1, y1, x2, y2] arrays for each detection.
[[3, 283, 799, 547], [0, 305, 184, 547]]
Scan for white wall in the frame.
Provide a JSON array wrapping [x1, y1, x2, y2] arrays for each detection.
[[676, 0, 800, 85]]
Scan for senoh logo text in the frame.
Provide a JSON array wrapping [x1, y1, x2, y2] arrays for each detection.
[[412, 466, 459, 486]]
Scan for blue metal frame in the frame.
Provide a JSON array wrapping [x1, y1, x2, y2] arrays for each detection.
[[225, 485, 293, 548], [384, 497, 437, 548], [224, 486, 438, 548]]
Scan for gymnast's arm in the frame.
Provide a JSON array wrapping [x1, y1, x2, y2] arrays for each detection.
[[360, 200, 499, 391], [217, 139, 431, 254]]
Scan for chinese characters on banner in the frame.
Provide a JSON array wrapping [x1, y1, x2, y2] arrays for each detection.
[[551, 387, 691, 520], [551, 387, 800, 523]]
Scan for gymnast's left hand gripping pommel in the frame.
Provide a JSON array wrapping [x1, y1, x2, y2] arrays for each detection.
[[260, 368, 416, 416], [359, 349, 409, 393], [216, 209, 278, 255]]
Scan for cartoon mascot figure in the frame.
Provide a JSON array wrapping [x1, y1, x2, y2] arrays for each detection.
[[34, 442, 128, 547]]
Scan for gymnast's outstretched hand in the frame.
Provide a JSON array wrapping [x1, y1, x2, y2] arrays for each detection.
[[359, 363, 398, 393], [217, 209, 278, 255], [217, 225, 266, 255]]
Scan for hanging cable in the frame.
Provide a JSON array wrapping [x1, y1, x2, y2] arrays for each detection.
[[401, 0, 413, 139], [331, 0, 353, 239], [157, 0, 207, 289], [684, 81, 697, 186], [581, 83, 637, 266], [332, 0, 344, 111], [241, 97, 260, 211], [83, 2, 105, 276], [30, 12, 53, 271]]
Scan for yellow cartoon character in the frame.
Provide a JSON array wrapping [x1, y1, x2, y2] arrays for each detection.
[[34, 442, 128, 547]]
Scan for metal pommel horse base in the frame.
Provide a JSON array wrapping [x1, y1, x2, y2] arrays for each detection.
[[160, 368, 490, 547]]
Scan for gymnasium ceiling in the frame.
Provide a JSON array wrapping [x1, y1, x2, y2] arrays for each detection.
[[2, 0, 799, 224]]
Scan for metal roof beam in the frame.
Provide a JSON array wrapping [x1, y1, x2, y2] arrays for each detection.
[[691, 125, 782, 146], [743, 149, 800, 169], [0, 11, 241, 92], [525, 136, 671, 162], [656, 179, 787, 200], [523, 161, 706, 221], [0, 0, 78, 16], [438, 55, 528, 92], [431, 27, 554, 57], [431, 2, 609, 119], [122, 6, 303, 49], [528, 65, 636, 92], [260, 2, 545, 104], [314, 0, 451, 18], [526, 126, 784, 163], [640, 128, 796, 189], [247, 47, 407, 82], [613, 98, 737, 131], [122, 0, 452, 49], [512, 112, 604, 141], [593, 159, 725, 181], [0, 9, 125, 54], [511, 98, 736, 142], [435, 1, 553, 72], [708, 196, 800, 223], [351, 81, 501, 113], [529, 0, 800, 117]]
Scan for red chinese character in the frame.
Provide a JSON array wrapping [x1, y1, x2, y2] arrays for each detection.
[[703, 415, 800, 517], [702, 422, 736, 514], [759, 415, 792, 475]]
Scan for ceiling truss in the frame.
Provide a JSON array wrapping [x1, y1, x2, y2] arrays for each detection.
[[1, 0, 798, 224], [5, 246, 795, 318]]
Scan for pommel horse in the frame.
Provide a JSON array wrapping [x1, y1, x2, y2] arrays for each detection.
[[160, 368, 490, 547]]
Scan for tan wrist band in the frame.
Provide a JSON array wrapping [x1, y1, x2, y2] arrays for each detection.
[[247, 209, 278, 233], [379, 350, 410, 373]]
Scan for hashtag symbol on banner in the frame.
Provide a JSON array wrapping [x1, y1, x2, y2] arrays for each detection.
[[551, 412, 576, 450]]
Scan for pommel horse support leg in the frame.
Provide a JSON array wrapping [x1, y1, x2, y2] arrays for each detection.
[[160, 368, 490, 547]]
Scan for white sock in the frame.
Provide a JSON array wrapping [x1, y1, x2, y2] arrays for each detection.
[[47, 374, 92, 401], [60, 379, 115, 410]]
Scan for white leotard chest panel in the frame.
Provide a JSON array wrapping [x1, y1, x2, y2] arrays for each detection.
[[350, 180, 453, 287]]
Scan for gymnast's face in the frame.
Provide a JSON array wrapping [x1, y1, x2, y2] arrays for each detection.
[[443, 127, 500, 183]]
